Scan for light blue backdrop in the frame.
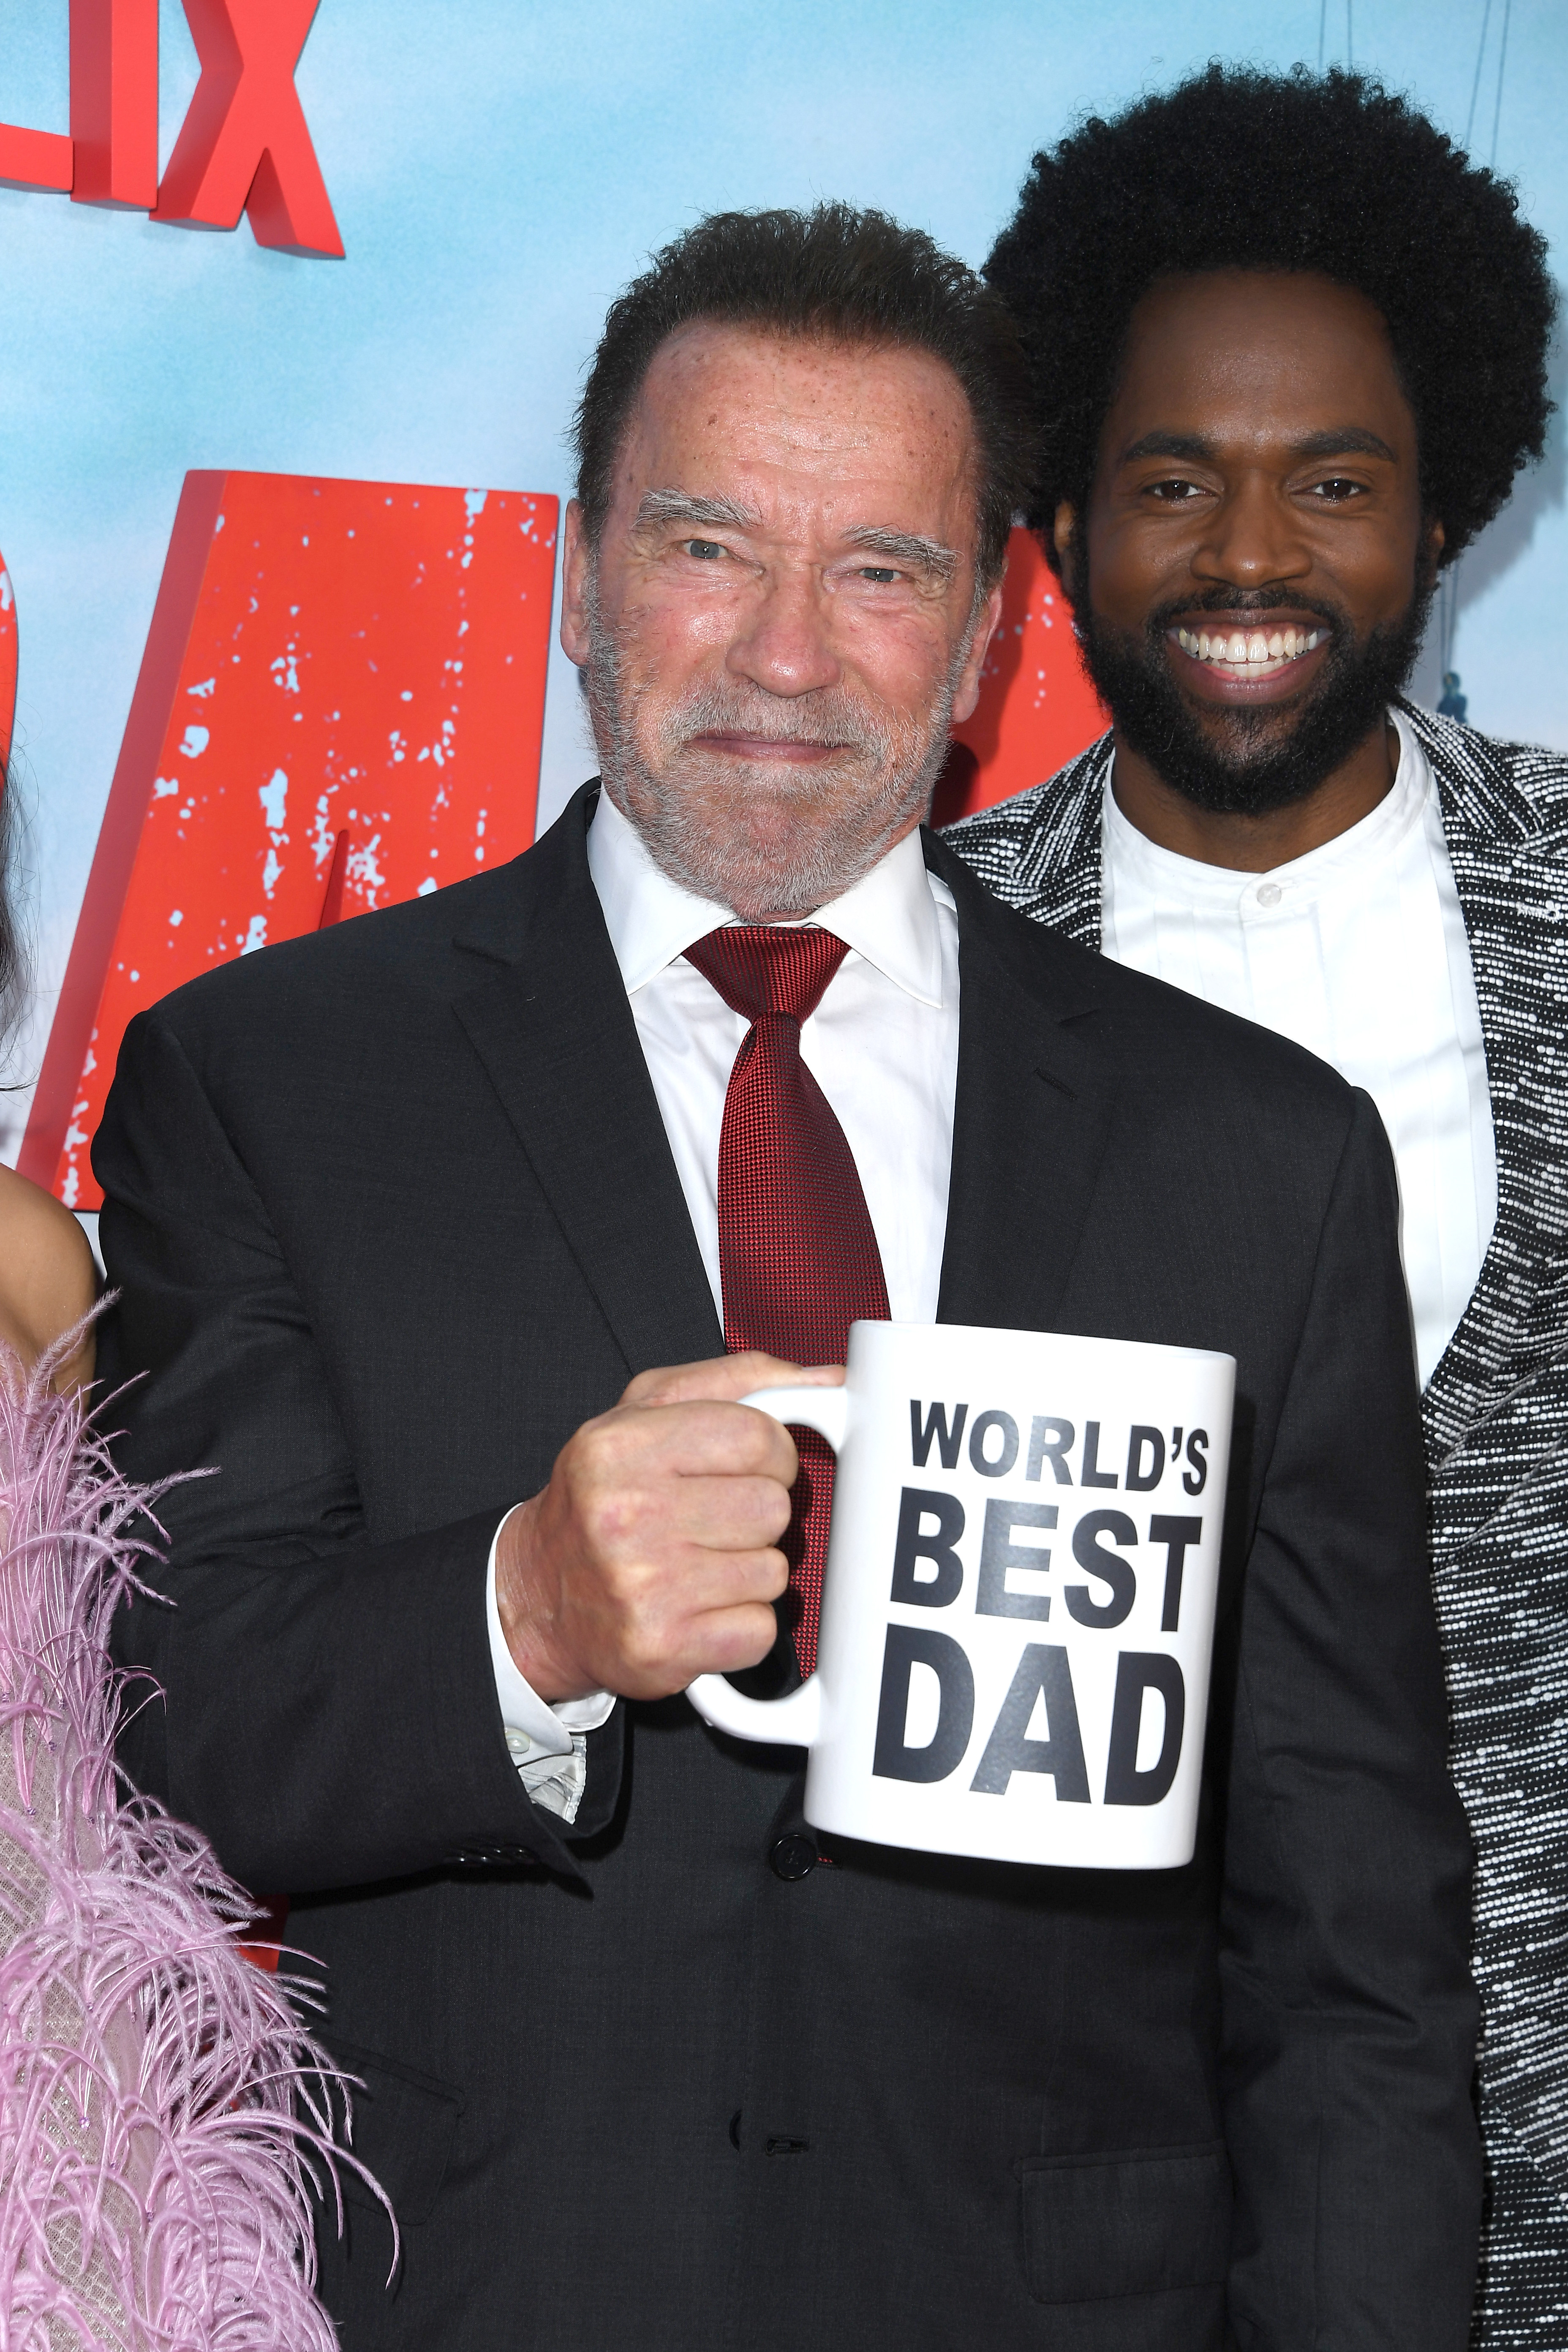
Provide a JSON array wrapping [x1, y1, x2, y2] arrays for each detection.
[[0, 0, 1561, 1153]]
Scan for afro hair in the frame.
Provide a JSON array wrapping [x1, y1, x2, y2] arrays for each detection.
[[987, 64, 1557, 568]]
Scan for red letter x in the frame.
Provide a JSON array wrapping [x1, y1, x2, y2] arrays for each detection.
[[152, 0, 342, 257]]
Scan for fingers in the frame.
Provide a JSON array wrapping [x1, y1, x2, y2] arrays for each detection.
[[583, 1396, 800, 1490], [495, 1357, 839, 1707], [655, 1472, 795, 1552], [621, 1351, 845, 1410], [611, 1596, 787, 1696]]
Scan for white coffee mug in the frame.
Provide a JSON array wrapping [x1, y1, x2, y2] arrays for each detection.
[[689, 1320, 1235, 1870]]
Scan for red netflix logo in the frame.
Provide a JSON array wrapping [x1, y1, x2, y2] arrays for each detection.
[[0, 0, 340, 257]]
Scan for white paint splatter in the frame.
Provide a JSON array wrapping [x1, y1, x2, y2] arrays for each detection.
[[241, 915, 268, 955], [187, 677, 216, 698], [259, 769, 288, 830], [169, 910, 183, 927], [154, 776, 179, 798], [178, 724, 209, 758], [417, 877, 437, 897], [261, 846, 283, 898], [348, 835, 387, 901], [464, 489, 487, 520]]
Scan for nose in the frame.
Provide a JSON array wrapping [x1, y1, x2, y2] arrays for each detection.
[[726, 562, 842, 698], [1191, 472, 1312, 593]]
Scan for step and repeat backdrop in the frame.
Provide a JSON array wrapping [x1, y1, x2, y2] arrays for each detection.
[[0, 0, 1562, 1184]]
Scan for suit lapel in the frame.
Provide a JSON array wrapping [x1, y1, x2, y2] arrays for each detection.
[[450, 789, 723, 1377], [926, 834, 1123, 1332], [1404, 700, 1564, 1453]]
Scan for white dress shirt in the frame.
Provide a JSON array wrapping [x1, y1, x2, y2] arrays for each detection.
[[488, 788, 962, 1816], [1101, 706, 1497, 1389]]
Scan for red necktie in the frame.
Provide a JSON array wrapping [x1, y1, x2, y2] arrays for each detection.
[[684, 926, 890, 1675]]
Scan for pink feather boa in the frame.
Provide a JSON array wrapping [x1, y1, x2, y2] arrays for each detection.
[[0, 1326, 389, 2348]]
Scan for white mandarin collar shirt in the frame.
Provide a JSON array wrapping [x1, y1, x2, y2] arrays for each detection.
[[488, 787, 963, 1816], [1101, 705, 1497, 1391]]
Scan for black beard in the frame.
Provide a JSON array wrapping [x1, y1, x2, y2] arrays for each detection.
[[1076, 582, 1435, 819]]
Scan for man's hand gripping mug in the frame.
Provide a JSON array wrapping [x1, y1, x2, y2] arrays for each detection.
[[690, 1320, 1236, 1870]]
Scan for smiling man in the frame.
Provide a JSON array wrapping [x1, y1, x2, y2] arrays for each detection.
[[96, 205, 1478, 2348], [948, 67, 1561, 2347]]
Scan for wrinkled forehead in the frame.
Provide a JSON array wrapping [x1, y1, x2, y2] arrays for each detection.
[[609, 321, 982, 536]]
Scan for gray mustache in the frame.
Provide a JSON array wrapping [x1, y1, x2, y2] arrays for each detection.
[[658, 697, 896, 759]]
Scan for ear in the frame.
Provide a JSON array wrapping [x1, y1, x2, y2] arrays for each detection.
[[1422, 513, 1447, 585], [950, 577, 1005, 727], [559, 501, 592, 667], [1051, 502, 1079, 596]]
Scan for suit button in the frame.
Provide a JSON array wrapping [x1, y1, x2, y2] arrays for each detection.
[[770, 1832, 817, 1881]]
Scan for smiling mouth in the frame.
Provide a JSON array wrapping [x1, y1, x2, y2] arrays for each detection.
[[1173, 623, 1328, 682]]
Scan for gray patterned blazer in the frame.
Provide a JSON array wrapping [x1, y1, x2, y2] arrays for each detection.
[[945, 698, 1568, 2222]]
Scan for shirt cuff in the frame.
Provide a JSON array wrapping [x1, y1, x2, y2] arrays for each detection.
[[486, 1505, 615, 1822]]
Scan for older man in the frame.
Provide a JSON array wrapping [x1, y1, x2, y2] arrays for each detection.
[[97, 205, 1477, 2349]]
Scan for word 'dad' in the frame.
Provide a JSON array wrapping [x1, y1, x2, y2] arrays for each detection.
[[864, 1391, 1224, 1864]]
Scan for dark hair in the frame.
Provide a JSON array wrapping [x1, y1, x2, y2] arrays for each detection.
[[987, 64, 1557, 568], [573, 203, 1036, 586]]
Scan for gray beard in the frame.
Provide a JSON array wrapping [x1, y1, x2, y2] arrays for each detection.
[[582, 585, 968, 918]]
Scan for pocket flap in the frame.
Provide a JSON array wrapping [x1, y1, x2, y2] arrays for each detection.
[[329, 2039, 463, 2228], [1020, 2141, 1231, 2305]]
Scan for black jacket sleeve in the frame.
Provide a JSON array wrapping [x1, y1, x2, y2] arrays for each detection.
[[95, 1005, 621, 1891], [1219, 1089, 1481, 2345]]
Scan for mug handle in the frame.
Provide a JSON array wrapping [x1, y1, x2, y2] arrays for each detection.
[[687, 1383, 851, 1748]]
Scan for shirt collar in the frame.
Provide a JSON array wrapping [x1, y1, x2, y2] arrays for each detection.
[[1101, 704, 1435, 907], [586, 784, 948, 1007]]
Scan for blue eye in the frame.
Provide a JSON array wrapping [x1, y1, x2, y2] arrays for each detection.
[[684, 539, 726, 559], [858, 566, 900, 584]]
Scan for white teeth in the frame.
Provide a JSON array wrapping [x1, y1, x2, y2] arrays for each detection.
[[1176, 621, 1329, 673]]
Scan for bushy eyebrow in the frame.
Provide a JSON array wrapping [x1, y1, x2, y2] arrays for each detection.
[[631, 493, 958, 583], [1117, 425, 1399, 466], [633, 489, 763, 532], [845, 525, 958, 583]]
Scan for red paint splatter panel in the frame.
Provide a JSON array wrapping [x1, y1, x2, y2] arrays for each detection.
[[937, 527, 1107, 823], [0, 560, 16, 773], [24, 470, 557, 1208]]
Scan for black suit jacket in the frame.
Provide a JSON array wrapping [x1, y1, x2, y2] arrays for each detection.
[[95, 787, 1480, 2351]]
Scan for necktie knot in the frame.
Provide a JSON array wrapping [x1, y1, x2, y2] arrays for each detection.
[[685, 925, 849, 1029]]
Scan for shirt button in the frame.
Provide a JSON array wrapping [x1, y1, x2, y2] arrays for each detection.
[[770, 1832, 818, 1881], [505, 1730, 534, 1760], [1255, 881, 1283, 908]]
